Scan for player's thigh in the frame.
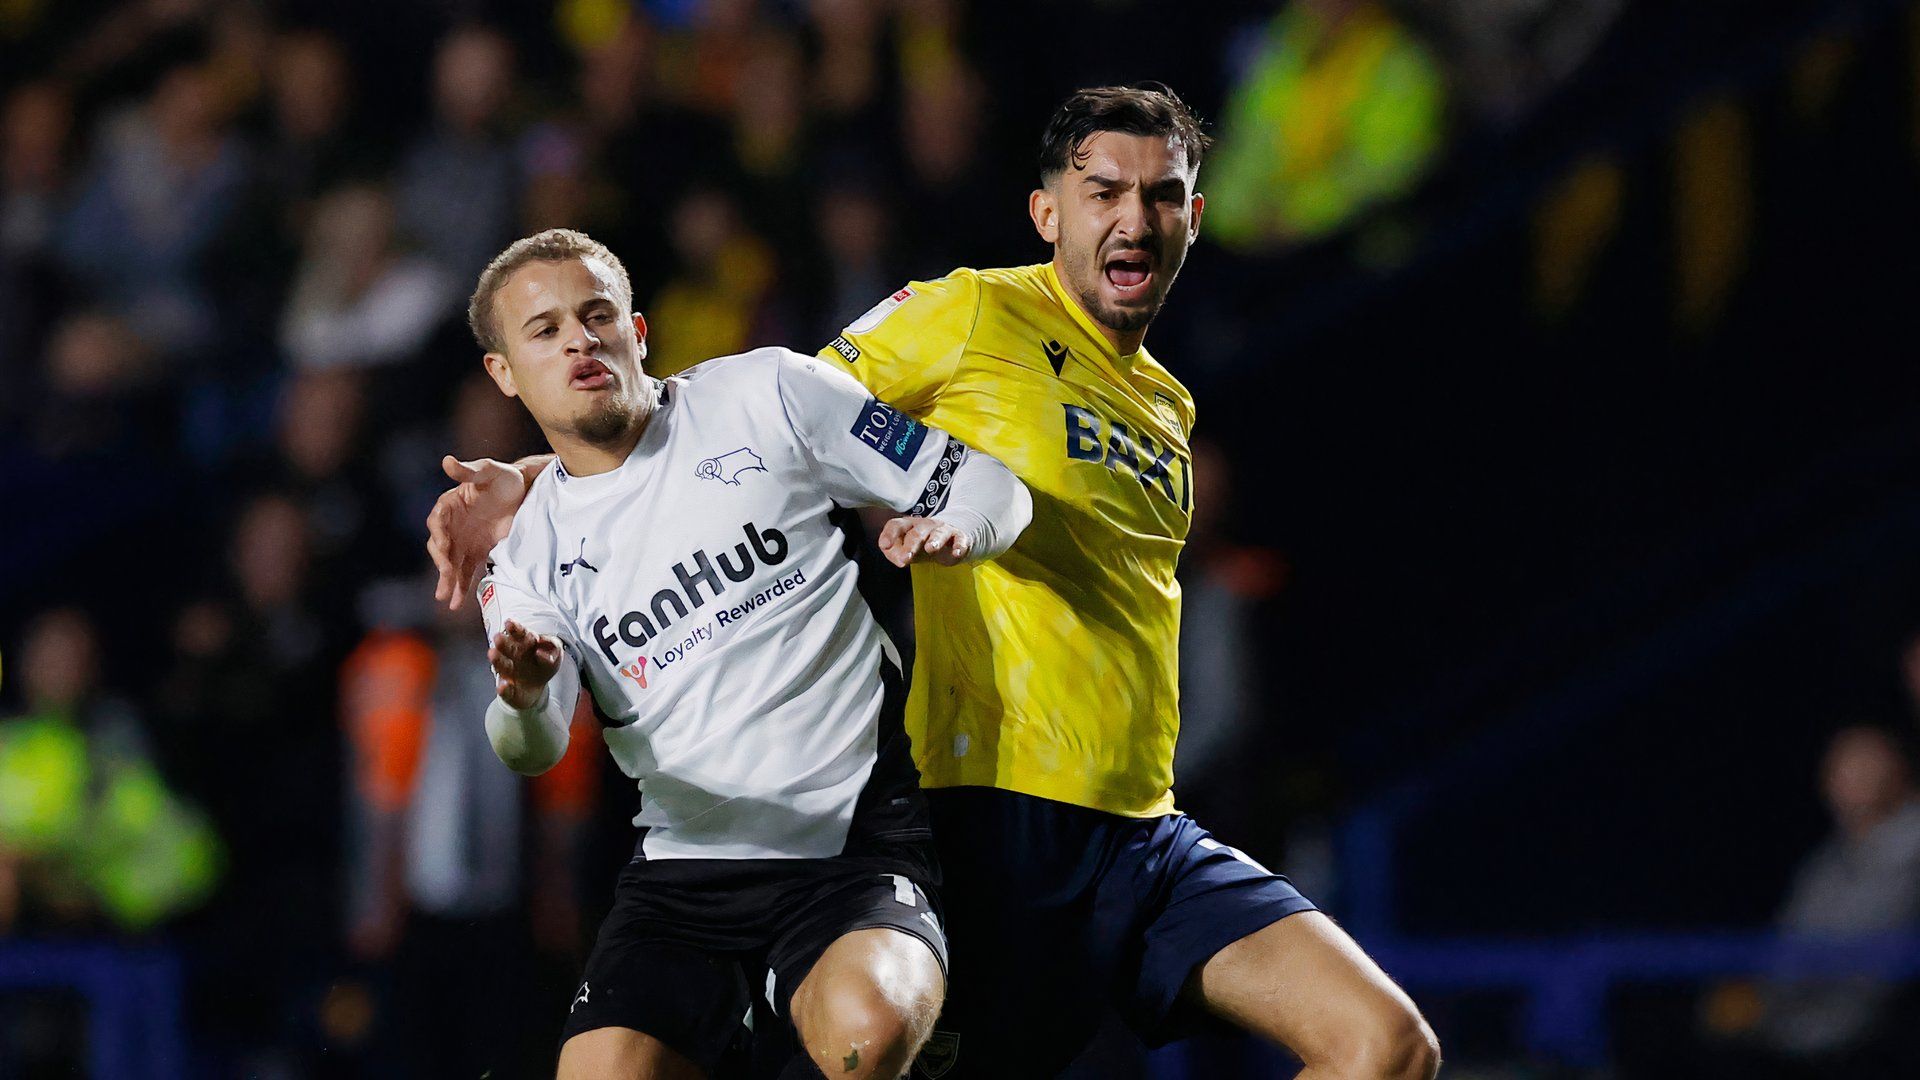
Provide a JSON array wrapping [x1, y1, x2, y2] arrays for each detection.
[[927, 787, 1125, 1077], [789, 926, 945, 1071], [557, 1025, 706, 1080], [1189, 911, 1439, 1078], [563, 898, 751, 1076]]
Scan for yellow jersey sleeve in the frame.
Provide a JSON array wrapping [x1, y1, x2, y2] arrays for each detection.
[[817, 269, 981, 414]]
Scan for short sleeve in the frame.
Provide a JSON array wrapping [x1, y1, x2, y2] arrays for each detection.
[[774, 351, 964, 514], [815, 270, 979, 415]]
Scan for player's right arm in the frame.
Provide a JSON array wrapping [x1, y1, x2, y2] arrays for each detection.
[[480, 572, 579, 776]]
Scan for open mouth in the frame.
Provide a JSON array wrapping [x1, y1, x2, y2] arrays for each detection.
[[570, 357, 614, 390], [1104, 250, 1153, 295]]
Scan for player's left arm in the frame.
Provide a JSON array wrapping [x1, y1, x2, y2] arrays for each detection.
[[427, 455, 552, 610], [773, 351, 1031, 567]]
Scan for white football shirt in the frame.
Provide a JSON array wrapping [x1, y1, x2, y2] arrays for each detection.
[[480, 347, 969, 861]]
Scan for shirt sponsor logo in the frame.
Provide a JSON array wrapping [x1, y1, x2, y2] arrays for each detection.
[[1062, 403, 1191, 510], [589, 522, 792, 665], [851, 398, 927, 471], [712, 570, 807, 627], [846, 286, 914, 334], [695, 447, 767, 486], [827, 336, 861, 363]]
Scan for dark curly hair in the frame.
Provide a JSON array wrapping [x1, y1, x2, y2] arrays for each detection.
[[1037, 83, 1211, 183]]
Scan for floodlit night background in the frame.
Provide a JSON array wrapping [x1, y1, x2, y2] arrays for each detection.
[[4, 0, 1920, 1076]]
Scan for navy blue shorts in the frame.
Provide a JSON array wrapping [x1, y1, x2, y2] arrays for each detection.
[[919, 786, 1316, 1078]]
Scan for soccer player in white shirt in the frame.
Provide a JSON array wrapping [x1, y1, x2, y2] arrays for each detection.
[[462, 229, 1030, 1080]]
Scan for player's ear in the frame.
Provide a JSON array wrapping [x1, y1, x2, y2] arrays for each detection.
[[1188, 191, 1205, 246], [632, 310, 649, 363], [1029, 186, 1059, 244], [483, 351, 519, 399]]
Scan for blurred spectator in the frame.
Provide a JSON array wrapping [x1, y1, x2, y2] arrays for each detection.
[[27, 310, 169, 460], [726, 28, 817, 262], [337, 583, 596, 1076], [0, 80, 73, 418], [260, 30, 368, 223], [518, 120, 592, 235], [158, 492, 338, 845], [1173, 439, 1287, 836], [0, 81, 70, 262], [652, 0, 758, 116], [0, 608, 218, 935], [280, 183, 456, 371], [395, 26, 520, 281], [55, 61, 249, 356], [808, 0, 883, 120], [384, 369, 542, 542], [155, 491, 345, 1069], [0, 608, 218, 1077], [1899, 633, 1920, 721], [265, 367, 419, 610], [816, 177, 904, 341], [645, 186, 786, 375], [1206, 0, 1446, 251], [1409, 0, 1622, 127], [1701, 725, 1920, 1077], [568, 17, 705, 297], [895, 60, 990, 271]]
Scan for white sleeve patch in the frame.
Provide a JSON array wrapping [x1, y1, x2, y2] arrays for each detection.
[[846, 286, 915, 334]]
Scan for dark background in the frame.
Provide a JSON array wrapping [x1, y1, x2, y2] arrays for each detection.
[[3, 0, 1919, 1075]]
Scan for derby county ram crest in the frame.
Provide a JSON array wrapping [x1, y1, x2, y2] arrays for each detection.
[[695, 447, 768, 486]]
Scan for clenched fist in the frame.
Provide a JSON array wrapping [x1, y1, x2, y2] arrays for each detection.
[[489, 619, 563, 709]]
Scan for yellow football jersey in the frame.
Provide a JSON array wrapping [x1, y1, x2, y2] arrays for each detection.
[[818, 263, 1195, 818]]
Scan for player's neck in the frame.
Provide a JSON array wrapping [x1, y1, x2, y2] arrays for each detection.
[[1107, 325, 1148, 357], [547, 398, 654, 477], [1051, 255, 1149, 357]]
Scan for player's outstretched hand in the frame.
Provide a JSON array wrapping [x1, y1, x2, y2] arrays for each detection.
[[489, 620, 563, 709], [878, 516, 971, 568], [428, 456, 528, 609]]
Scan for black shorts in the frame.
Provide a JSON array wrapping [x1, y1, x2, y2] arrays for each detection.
[[560, 852, 948, 1073], [922, 787, 1316, 1078]]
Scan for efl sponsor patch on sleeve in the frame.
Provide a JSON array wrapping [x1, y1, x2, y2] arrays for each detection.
[[479, 581, 502, 637], [845, 286, 914, 334], [850, 398, 928, 471]]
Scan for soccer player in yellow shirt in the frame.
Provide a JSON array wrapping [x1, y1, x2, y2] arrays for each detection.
[[430, 85, 1437, 1079]]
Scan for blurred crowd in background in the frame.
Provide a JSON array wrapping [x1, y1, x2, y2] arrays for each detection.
[[4, 0, 1920, 1076]]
